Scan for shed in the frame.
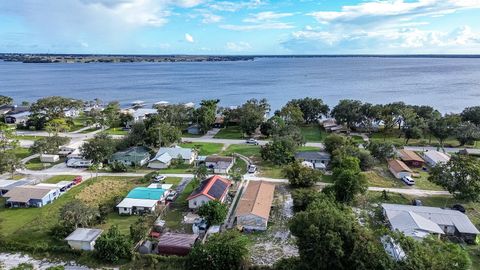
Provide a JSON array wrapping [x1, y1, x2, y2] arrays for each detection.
[[65, 228, 103, 251], [157, 233, 198, 256], [423, 150, 450, 167], [235, 181, 275, 231], [388, 160, 412, 179], [40, 154, 60, 163], [398, 149, 424, 168]]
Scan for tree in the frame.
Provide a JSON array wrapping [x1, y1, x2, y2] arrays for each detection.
[[30, 96, 83, 120], [194, 99, 219, 134], [367, 141, 396, 161], [260, 115, 285, 137], [357, 150, 375, 171], [260, 136, 297, 165], [329, 156, 367, 203], [45, 118, 70, 135], [278, 124, 306, 146], [80, 133, 116, 165], [187, 230, 249, 270], [0, 152, 24, 177], [238, 98, 270, 135], [60, 201, 99, 231], [101, 101, 122, 128], [0, 95, 13, 106], [429, 114, 461, 149], [152, 104, 193, 127], [194, 165, 208, 180], [278, 103, 304, 125], [30, 135, 70, 155], [331, 99, 363, 129], [292, 188, 326, 212], [429, 155, 480, 202], [455, 122, 480, 146], [461, 106, 480, 126], [289, 196, 392, 270], [95, 225, 132, 263], [286, 98, 329, 124], [283, 161, 323, 188], [145, 122, 182, 148], [324, 134, 349, 154], [197, 200, 228, 225], [130, 216, 151, 243]]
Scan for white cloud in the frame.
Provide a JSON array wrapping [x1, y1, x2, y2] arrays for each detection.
[[208, 0, 264, 12], [198, 11, 223, 23], [221, 22, 294, 31], [243, 11, 294, 23], [185, 33, 195, 42], [226, 41, 252, 51]]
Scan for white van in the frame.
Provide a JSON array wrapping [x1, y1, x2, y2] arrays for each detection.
[[402, 176, 415, 186], [66, 158, 93, 168]]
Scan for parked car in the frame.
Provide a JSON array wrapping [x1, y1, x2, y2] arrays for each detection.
[[152, 175, 166, 183], [245, 138, 259, 145], [452, 204, 466, 213], [412, 199, 423, 206], [248, 164, 257, 174], [401, 176, 415, 186], [166, 191, 178, 202], [73, 176, 83, 185]]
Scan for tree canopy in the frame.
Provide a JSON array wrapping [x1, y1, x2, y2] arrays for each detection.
[[283, 161, 323, 188], [285, 97, 329, 124], [197, 200, 228, 225], [95, 225, 132, 263], [80, 133, 116, 164]]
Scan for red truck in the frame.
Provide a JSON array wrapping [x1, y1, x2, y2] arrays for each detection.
[[73, 176, 83, 185]]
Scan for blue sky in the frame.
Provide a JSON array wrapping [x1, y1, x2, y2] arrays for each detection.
[[0, 0, 479, 54]]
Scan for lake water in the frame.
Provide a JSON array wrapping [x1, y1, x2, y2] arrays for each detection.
[[1, 57, 480, 113]]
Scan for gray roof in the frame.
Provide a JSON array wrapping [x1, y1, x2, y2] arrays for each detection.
[[295, 151, 331, 161], [154, 147, 194, 161], [65, 228, 103, 242], [382, 204, 480, 235], [0, 179, 34, 190]]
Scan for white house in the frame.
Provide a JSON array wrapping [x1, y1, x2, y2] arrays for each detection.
[[423, 150, 450, 167], [187, 175, 231, 209], [65, 228, 103, 251], [116, 198, 159, 215], [294, 151, 331, 170], [387, 159, 412, 179], [148, 146, 196, 169], [205, 155, 235, 174], [382, 203, 480, 242], [235, 181, 275, 231], [131, 108, 157, 122]]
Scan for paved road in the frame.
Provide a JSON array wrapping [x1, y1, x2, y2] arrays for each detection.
[[404, 146, 464, 153], [182, 137, 325, 148]]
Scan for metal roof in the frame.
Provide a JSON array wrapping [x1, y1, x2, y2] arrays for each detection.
[[116, 198, 158, 208], [295, 151, 331, 161], [65, 228, 103, 242], [382, 204, 479, 235], [154, 147, 194, 161], [423, 150, 450, 163]]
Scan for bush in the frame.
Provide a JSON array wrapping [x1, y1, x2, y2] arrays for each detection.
[[110, 161, 128, 172]]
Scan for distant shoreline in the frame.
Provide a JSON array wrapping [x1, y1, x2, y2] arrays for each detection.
[[1, 53, 480, 64]]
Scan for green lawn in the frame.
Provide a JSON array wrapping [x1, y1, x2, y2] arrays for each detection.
[[12, 135, 44, 141], [361, 170, 403, 188], [181, 132, 204, 138], [79, 127, 101, 134], [321, 174, 334, 183], [232, 157, 248, 175], [25, 157, 64, 171], [164, 177, 183, 187], [222, 144, 260, 158], [370, 129, 468, 148], [163, 179, 196, 232], [298, 146, 322, 151], [43, 175, 77, 184], [157, 164, 194, 174], [300, 124, 327, 142], [411, 170, 444, 191], [7, 147, 31, 159], [179, 142, 223, 156], [104, 127, 128, 135], [214, 126, 244, 139]]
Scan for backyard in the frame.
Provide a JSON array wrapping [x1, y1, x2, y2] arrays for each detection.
[[299, 124, 327, 142], [179, 142, 224, 156], [214, 126, 244, 139]]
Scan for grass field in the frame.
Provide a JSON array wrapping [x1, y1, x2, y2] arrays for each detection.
[[12, 135, 45, 141], [0, 176, 139, 247], [232, 157, 248, 175], [163, 180, 196, 232], [300, 125, 327, 142], [369, 129, 469, 147], [214, 126, 244, 139], [7, 147, 31, 159], [79, 127, 101, 134], [179, 142, 224, 155], [156, 164, 194, 174], [222, 144, 260, 158], [25, 157, 64, 170], [104, 127, 128, 135]]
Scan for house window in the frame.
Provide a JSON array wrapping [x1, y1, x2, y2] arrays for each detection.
[[194, 201, 197, 206]]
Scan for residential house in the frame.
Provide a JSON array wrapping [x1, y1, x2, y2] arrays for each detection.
[[36, 181, 74, 193], [205, 155, 235, 174], [398, 149, 424, 168], [4, 106, 31, 124], [0, 179, 33, 196], [0, 105, 14, 115], [148, 146, 196, 169], [321, 118, 348, 133], [116, 187, 167, 215], [110, 146, 151, 167], [3, 185, 60, 207], [187, 124, 201, 135], [65, 228, 103, 251], [64, 108, 80, 118], [235, 181, 275, 231], [156, 233, 198, 256], [213, 116, 224, 128], [187, 175, 231, 209], [458, 148, 480, 157], [382, 203, 480, 243], [295, 151, 331, 170], [131, 108, 157, 122], [423, 150, 451, 167], [388, 159, 413, 179]]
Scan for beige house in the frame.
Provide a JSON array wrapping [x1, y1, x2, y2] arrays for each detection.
[[235, 181, 275, 231], [388, 159, 413, 179]]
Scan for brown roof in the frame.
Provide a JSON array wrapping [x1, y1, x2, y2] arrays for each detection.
[[235, 181, 275, 220], [3, 186, 54, 203], [205, 155, 234, 163], [388, 159, 413, 173], [399, 149, 424, 163]]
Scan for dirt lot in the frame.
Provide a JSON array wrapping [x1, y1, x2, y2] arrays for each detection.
[[248, 184, 298, 266]]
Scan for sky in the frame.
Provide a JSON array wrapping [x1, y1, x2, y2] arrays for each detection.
[[0, 0, 479, 54]]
